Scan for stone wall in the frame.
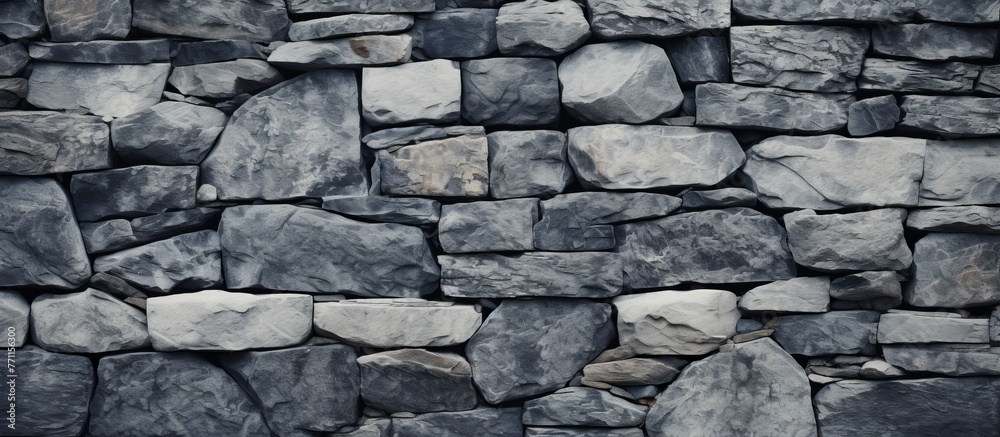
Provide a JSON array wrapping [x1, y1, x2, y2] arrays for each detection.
[[1, 0, 1000, 436]]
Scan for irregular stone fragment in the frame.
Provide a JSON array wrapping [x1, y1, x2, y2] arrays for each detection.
[[28, 40, 169, 64], [681, 188, 757, 209], [614, 289, 739, 355], [90, 352, 268, 436], [526, 428, 644, 437], [411, 9, 497, 60], [784, 209, 912, 272], [696, 83, 854, 132], [112, 102, 226, 165], [220, 205, 439, 296], [0, 78, 26, 109], [906, 233, 1000, 308], [830, 271, 903, 310], [872, 23, 998, 60], [559, 41, 683, 124], [733, 0, 1000, 23], [993, 307, 1000, 342], [0, 290, 29, 347], [45, 0, 130, 41], [391, 408, 523, 437], [0, 0, 45, 39], [488, 130, 573, 199], [362, 60, 461, 126], [523, 387, 647, 427], [27, 62, 169, 118], [359, 349, 477, 413], [919, 138, 1000, 205], [646, 339, 817, 437], [267, 36, 412, 70], [772, 311, 880, 356], [288, 0, 435, 13], [363, 125, 483, 150], [884, 344, 1000, 376], [461, 57, 559, 126], [168, 59, 283, 99], [466, 299, 615, 403], [289, 14, 414, 41], [583, 357, 686, 386], [377, 131, 488, 197], [11, 346, 93, 437], [322, 196, 441, 225], [439, 199, 537, 253], [30, 288, 149, 353], [740, 277, 831, 313], [171, 40, 267, 66], [847, 95, 900, 136], [0, 111, 111, 175], [440, 252, 622, 298], [71, 165, 197, 221], [132, 0, 290, 41], [588, 0, 730, 39], [907, 206, 1000, 234], [315, 299, 480, 348], [900, 95, 1000, 135], [859, 58, 980, 93], [496, 0, 590, 56], [976, 65, 1000, 94], [664, 36, 731, 85], [534, 191, 681, 251], [93, 230, 221, 294], [0, 43, 28, 76], [859, 359, 906, 379], [878, 313, 989, 344]]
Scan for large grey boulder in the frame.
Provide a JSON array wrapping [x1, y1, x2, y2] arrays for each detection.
[[0, 177, 91, 289], [878, 312, 990, 344], [646, 339, 817, 437], [267, 36, 413, 69], [906, 233, 1000, 308], [588, 0, 730, 39], [439, 199, 537, 253], [411, 9, 497, 60], [559, 41, 683, 124], [772, 311, 880, 356], [742, 135, 926, 210], [534, 191, 680, 251], [883, 344, 1000, 376], [496, 0, 590, 56], [201, 69, 367, 201], [907, 206, 1000, 234], [488, 130, 574, 199], [314, 299, 481, 348], [28, 40, 169, 64], [614, 289, 740, 355], [132, 0, 290, 41], [376, 129, 488, 197], [44, 0, 130, 41], [10, 346, 94, 437], [615, 208, 796, 288], [730, 25, 869, 92], [733, 0, 1000, 23], [847, 95, 900, 136], [289, 14, 414, 41], [359, 349, 477, 413], [321, 196, 440, 225], [146, 290, 312, 351], [391, 408, 523, 437], [168, 59, 283, 99], [27, 62, 169, 118], [920, 138, 1000, 205], [362, 60, 461, 126], [522, 387, 647, 427], [784, 209, 912, 272], [93, 230, 222, 294], [461, 57, 559, 126], [111, 102, 227, 165], [859, 58, 981, 93], [89, 352, 269, 436], [0, 291, 28, 347], [740, 276, 831, 313], [696, 83, 854, 132], [288, 0, 435, 13], [872, 23, 998, 60], [29, 288, 149, 354], [0, 111, 111, 175], [0, 0, 46, 39], [219, 343, 361, 436], [220, 205, 439, 296], [466, 299, 615, 403], [440, 252, 622, 298], [900, 96, 1000, 136], [70, 165, 198, 221]]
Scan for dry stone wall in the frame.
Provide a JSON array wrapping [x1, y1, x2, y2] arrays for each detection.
[[1, 0, 1000, 436]]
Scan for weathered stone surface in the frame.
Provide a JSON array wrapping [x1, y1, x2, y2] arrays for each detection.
[[132, 0, 290, 41], [290, 0, 434, 13], [740, 276, 831, 313], [663, 36, 730, 85], [322, 196, 440, 225], [268, 36, 412, 70], [772, 311, 880, 356], [363, 125, 483, 149], [168, 59, 283, 99], [201, 69, 367, 201], [646, 338, 817, 437], [907, 206, 1000, 234], [534, 191, 680, 251], [879, 313, 989, 344], [859, 58, 981, 93], [0, 78, 26, 109], [496, 0, 590, 56], [112, 102, 225, 165], [977, 65, 1000, 95], [523, 387, 646, 427], [440, 252, 622, 298], [830, 271, 903, 310], [147, 290, 312, 351], [784, 209, 912, 272], [439, 199, 537, 253], [583, 357, 686, 386], [872, 24, 998, 61], [461, 57, 559, 126], [391, 408, 523, 437], [992, 307, 1000, 342], [681, 188, 757, 209], [28, 40, 169, 64], [466, 299, 615, 403], [0, 111, 111, 175], [90, 352, 269, 436], [359, 349, 477, 413], [377, 131, 488, 197], [884, 344, 1000, 376], [0, 290, 29, 347], [93, 230, 221, 294], [289, 14, 414, 41], [171, 40, 267, 66], [81, 207, 221, 255], [362, 60, 461, 126], [730, 25, 869, 93], [920, 139, 1000, 205], [847, 95, 900, 136], [906, 233, 1000, 308], [614, 289, 740, 355], [696, 83, 854, 132], [588, 0, 730, 39], [527, 428, 644, 437], [489, 130, 573, 199], [734, 0, 1000, 23], [411, 9, 497, 60], [0, 43, 28, 76], [27, 62, 169, 118], [30, 288, 149, 353], [0, 177, 91, 289], [615, 208, 796, 288], [568, 125, 743, 190], [11, 346, 93, 437], [71, 165, 197, 221], [44, 0, 130, 41], [0, 0, 45, 39], [742, 135, 925, 210], [900, 95, 1000, 135], [559, 41, 683, 124], [220, 205, 439, 296], [220, 343, 361, 436], [314, 299, 481, 348]]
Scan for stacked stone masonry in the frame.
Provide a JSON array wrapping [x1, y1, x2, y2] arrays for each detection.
[[3, 0, 1000, 435]]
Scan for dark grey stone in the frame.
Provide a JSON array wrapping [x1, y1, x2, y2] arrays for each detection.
[[106, 207, 220, 250], [615, 208, 796, 288], [496, 0, 590, 56], [0, 111, 111, 176], [847, 95, 900, 136], [0, 0, 45, 39], [588, 0, 730, 39], [10, 346, 93, 437], [906, 233, 1000, 308], [534, 191, 681, 251], [439, 199, 537, 253], [79, 221, 134, 255], [362, 60, 461, 126], [132, 0, 290, 41], [681, 188, 757, 209], [523, 387, 647, 427], [112, 102, 226, 165], [461, 57, 559, 126], [784, 209, 912, 272], [872, 23, 998, 60], [437, 0, 504, 7], [920, 138, 1000, 205], [907, 206, 1000, 234], [44, 0, 130, 41], [28, 40, 169, 64], [29, 288, 149, 353], [466, 299, 615, 403], [70, 165, 198, 221], [772, 311, 880, 356], [289, 14, 414, 41], [830, 271, 903, 309], [488, 130, 573, 199], [376, 129, 488, 197], [359, 349, 477, 413], [391, 408, 523, 437], [267, 36, 413, 70], [582, 357, 686, 386], [992, 307, 1000, 342], [526, 428, 644, 437], [411, 9, 498, 60], [878, 312, 989, 344], [884, 344, 1000, 376], [733, 0, 1000, 23], [168, 59, 283, 99], [859, 58, 980, 93], [288, 0, 435, 13], [220, 204, 439, 297], [976, 65, 1000, 95], [900, 95, 1000, 136], [440, 252, 623, 298], [171, 40, 267, 66], [0, 42, 29, 76], [0, 78, 26, 109], [663, 36, 731, 85], [696, 83, 854, 133], [27, 62, 170, 118], [93, 230, 222, 294], [0, 291, 28, 347], [364, 125, 483, 150], [321, 196, 441, 225]]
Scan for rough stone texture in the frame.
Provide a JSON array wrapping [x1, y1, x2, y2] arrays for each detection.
[[219, 343, 361, 436], [364, 125, 483, 149], [534, 191, 681, 251], [664, 36, 731, 85], [614, 289, 740, 355], [740, 276, 831, 313], [29, 40, 169, 64], [0, 0, 46, 39], [89, 352, 269, 436], [466, 299, 615, 403], [920, 139, 1000, 205], [0, 78, 26, 109], [872, 24, 998, 61], [27, 62, 170, 118], [171, 40, 266, 66], [527, 428, 644, 437], [522, 387, 647, 427], [816, 377, 1000, 436], [772, 311, 880, 356], [646, 339, 817, 437], [29, 288, 149, 353], [146, 290, 312, 351], [112, 102, 226, 165], [907, 206, 1000, 234], [0, 177, 91, 289], [93, 230, 222, 294], [615, 208, 796, 288], [859, 58, 981, 93], [289, 14, 414, 41], [9, 346, 94, 437], [878, 313, 990, 344], [201, 69, 366, 201], [220, 205, 439, 297], [411, 9, 497, 60], [696, 83, 854, 132], [439, 199, 538, 253], [742, 135, 925, 210], [377, 131, 489, 197], [488, 130, 574, 199], [70, 165, 198, 221], [976, 65, 1000, 95], [847, 95, 900, 136], [0, 42, 29, 76], [884, 344, 1000, 376], [583, 357, 686, 386], [559, 41, 683, 124], [906, 233, 1000, 308], [681, 188, 757, 209], [496, 0, 590, 56], [733, 0, 1000, 23], [44, 0, 130, 41], [359, 349, 477, 413], [0, 111, 111, 175], [391, 408, 523, 437], [267, 36, 413, 70], [289, 0, 435, 13], [730, 25, 869, 93], [314, 299, 481, 348], [830, 271, 903, 310], [784, 209, 912, 272], [168, 59, 283, 100], [588, 0, 730, 39], [461, 57, 559, 126], [132, 0, 290, 41], [362, 60, 461, 126], [321, 196, 441, 225], [0, 290, 29, 347], [81, 207, 221, 255], [900, 95, 1000, 136], [440, 252, 623, 298]]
